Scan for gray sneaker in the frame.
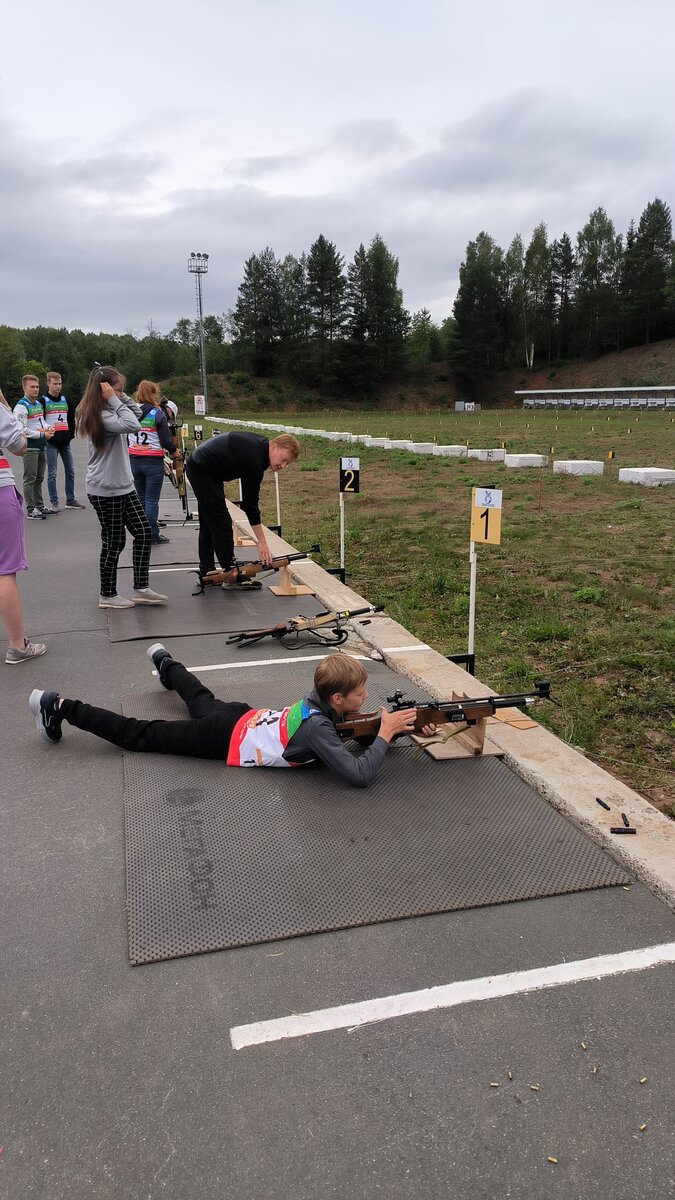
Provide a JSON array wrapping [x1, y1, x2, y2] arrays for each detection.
[[6, 638, 47, 664], [132, 587, 168, 605], [99, 594, 135, 609]]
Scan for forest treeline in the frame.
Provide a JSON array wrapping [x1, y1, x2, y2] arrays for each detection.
[[1, 199, 673, 403]]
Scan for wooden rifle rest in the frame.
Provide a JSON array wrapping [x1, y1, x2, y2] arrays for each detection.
[[269, 564, 315, 597]]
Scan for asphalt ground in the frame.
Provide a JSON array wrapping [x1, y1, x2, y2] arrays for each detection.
[[1, 443, 673, 1200]]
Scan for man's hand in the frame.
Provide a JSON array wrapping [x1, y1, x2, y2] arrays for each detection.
[[44, 426, 55, 440], [258, 539, 273, 566]]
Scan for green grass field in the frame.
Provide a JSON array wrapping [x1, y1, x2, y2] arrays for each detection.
[[193, 408, 675, 810]]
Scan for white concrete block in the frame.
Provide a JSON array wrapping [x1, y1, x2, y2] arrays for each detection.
[[618, 467, 675, 487], [504, 453, 548, 468], [553, 460, 604, 476], [432, 444, 468, 457], [466, 448, 506, 461], [410, 442, 435, 453], [389, 439, 414, 450]]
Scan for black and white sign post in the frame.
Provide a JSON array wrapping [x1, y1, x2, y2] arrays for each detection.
[[339, 456, 360, 575]]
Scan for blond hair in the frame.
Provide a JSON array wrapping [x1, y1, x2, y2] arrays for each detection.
[[270, 433, 300, 461], [135, 380, 160, 407], [46, 371, 62, 382], [22, 374, 39, 386], [313, 655, 367, 704]]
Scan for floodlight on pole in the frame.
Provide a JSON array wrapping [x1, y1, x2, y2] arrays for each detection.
[[187, 252, 209, 409]]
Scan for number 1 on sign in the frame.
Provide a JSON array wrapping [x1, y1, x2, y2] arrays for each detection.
[[470, 487, 502, 544]]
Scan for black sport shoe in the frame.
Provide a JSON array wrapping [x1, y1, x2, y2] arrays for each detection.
[[29, 689, 63, 744], [147, 642, 173, 689]]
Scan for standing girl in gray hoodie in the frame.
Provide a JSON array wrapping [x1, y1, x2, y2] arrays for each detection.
[[76, 366, 167, 608]]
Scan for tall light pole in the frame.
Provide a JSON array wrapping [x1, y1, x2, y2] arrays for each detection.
[[188, 252, 209, 410]]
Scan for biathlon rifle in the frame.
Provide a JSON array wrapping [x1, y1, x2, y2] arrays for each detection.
[[336, 679, 557, 742], [193, 552, 311, 595], [226, 604, 385, 647]]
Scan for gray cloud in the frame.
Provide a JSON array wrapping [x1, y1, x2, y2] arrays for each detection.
[[1, 88, 673, 339], [231, 150, 315, 180], [390, 90, 664, 195], [327, 118, 413, 158]]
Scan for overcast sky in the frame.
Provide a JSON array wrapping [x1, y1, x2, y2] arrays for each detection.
[[2, 0, 673, 336]]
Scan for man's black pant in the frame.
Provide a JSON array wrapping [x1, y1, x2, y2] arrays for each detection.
[[184, 460, 234, 574], [60, 661, 250, 759]]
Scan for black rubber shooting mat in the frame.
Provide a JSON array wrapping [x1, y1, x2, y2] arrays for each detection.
[[107, 568, 325, 641], [121, 662, 630, 965]]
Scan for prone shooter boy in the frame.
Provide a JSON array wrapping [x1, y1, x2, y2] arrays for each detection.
[[29, 649, 436, 788]]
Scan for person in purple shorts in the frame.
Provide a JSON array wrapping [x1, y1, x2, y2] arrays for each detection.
[[0, 387, 47, 663]]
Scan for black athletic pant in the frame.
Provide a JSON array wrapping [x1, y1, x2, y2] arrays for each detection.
[[184, 460, 235, 574], [88, 491, 152, 596], [60, 660, 250, 759]]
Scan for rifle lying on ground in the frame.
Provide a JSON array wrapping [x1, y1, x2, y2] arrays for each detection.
[[226, 604, 385, 647], [193, 552, 310, 595], [336, 679, 557, 745]]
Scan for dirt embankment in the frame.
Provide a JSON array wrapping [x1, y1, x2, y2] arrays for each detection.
[[481, 340, 675, 407]]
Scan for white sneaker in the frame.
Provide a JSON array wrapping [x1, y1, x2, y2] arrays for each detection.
[[99, 594, 135, 609], [132, 587, 168, 605]]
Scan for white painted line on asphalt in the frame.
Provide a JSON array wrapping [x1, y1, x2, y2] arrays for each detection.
[[148, 566, 197, 573], [380, 645, 432, 652], [183, 653, 369, 674], [230, 941, 675, 1050]]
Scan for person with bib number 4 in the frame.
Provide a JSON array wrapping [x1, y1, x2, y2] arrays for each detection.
[[29, 651, 436, 787]]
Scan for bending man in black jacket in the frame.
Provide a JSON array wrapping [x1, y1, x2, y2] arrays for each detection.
[[185, 431, 300, 573]]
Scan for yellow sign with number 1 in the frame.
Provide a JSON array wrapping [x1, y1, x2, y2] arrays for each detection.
[[470, 487, 502, 545]]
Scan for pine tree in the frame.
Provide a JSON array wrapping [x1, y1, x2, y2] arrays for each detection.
[[231, 248, 283, 374], [306, 235, 346, 382], [453, 232, 504, 385], [278, 253, 310, 376], [362, 234, 409, 379], [575, 208, 622, 356], [628, 199, 672, 343], [550, 234, 576, 359]]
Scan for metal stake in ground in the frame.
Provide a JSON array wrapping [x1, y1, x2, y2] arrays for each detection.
[[468, 487, 503, 664]]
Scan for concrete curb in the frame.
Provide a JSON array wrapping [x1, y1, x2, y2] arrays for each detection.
[[233, 506, 675, 912]]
